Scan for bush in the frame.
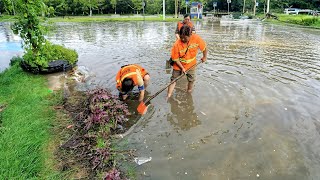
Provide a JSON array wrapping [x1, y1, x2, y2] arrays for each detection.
[[301, 17, 318, 26], [22, 41, 78, 68]]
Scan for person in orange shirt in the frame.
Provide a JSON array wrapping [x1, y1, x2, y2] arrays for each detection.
[[116, 64, 150, 101], [175, 14, 196, 40], [167, 25, 207, 99]]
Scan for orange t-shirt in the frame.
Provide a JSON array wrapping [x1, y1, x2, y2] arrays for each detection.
[[176, 21, 195, 34], [116, 64, 148, 91], [171, 34, 206, 71]]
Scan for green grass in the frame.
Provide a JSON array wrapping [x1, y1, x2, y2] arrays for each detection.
[[0, 64, 62, 179], [0, 15, 18, 22], [262, 13, 320, 28]]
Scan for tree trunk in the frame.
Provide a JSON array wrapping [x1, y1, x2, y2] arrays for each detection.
[[253, 0, 256, 16], [243, 0, 246, 14], [175, 0, 178, 18]]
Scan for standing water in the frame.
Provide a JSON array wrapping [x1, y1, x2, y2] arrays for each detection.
[[0, 22, 23, 72], [1, 20, 320, 179]]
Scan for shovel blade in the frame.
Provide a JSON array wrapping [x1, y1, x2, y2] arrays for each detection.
[[137, 102, 148, 115]]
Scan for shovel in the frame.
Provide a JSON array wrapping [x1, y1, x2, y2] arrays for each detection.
[[137, 61, 202, 115]]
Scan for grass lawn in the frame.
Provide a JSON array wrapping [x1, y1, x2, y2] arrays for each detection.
[[264, 14, 320, 28], [0, 64, 63, 179]]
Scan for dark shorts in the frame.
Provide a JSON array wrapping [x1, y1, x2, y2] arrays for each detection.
[[171, 69, 196, 82]]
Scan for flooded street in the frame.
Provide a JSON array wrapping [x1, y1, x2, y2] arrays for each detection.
[[0, 23, 23, 72], [1, 20, 320, 179]]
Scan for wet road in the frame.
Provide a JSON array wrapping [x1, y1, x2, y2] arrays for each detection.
[[1, 20, 320, 179]]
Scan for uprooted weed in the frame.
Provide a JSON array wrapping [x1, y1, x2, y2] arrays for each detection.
[[58, 88, 133, 179]]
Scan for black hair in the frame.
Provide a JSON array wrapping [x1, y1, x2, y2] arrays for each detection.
[[179, 25, 191, 36], [122, 78, 134, 93], [184, 14, 190, 18]]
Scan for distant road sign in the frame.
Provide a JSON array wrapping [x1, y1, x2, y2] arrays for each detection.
[[213, 2, 217, 7], [227, 0, 231, 3], [186, 0, 189, 5]]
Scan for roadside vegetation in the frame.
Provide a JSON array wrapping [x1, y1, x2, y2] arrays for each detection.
[[0, 61, 62, 179], [0, 60, 134, 179], [260, 14, 320, 28], [48, 15, 181, 22]]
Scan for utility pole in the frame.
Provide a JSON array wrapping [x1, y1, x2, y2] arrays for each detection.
[[89, 0, 92, 16], [175, 0, 178, 18], [163, 0, 165, 20], [242, 0, 245, 14], [142, 1, 145, 20], [267, 0, 270, 13], [186, 0, 189, 14], [253, 0, 257, 16], [227, 0, 231, 15]]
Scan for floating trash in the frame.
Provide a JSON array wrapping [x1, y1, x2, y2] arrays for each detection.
[[134, 157, 152, 165]]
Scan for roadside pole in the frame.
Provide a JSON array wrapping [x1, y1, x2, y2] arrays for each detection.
[[163, 0, 165, 20], [142, 1, 145, 21], [213, 2, 217, 14], [186, 0, 189, 14], [227, 0, 231, 14]]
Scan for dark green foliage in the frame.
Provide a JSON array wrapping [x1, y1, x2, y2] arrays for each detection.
[[23, 42, 78, 67], [9, 56, 23, 66], [288, 17, 319, 25], [300, 17, 318, 26], [11, 0, 78, 69]]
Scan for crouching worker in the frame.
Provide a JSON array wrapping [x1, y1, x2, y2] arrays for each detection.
[[116, 64, 150, 101]]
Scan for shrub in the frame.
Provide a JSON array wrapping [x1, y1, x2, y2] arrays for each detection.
[[22, 41, 78, 68], [301, 17, 318, 26]]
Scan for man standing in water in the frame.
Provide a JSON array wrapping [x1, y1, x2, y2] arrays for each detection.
[[167, 25, 207, 100], [116, 64, 150, 102], [175, 14, 196, 40]]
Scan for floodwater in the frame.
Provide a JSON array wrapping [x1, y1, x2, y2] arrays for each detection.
[[1, 20, 320, 179], [0, 23, 23, 72]]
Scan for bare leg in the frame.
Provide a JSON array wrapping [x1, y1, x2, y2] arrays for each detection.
[[187, 81, 194, 93], [167, 82, 176, 101]]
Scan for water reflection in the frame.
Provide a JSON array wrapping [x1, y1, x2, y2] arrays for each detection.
[[0, 22, 23, 72], [1, 20, 320, 179], [167, 91, 200, 131]]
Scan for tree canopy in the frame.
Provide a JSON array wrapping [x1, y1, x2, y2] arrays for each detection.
[[0, 0, 319, 16]]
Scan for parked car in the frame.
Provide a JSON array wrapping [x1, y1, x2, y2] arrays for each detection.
[[284, 8, 300, 14]]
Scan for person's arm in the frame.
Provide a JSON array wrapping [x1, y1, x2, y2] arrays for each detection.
[[138, 89, 145, 102], [136, 69, 145, 102], [175, 61, 186, 74], [175, 33, 180, 40], [175, 23, 180, 40], [201, 48, 208, 62], [191, 25, 196, 34]]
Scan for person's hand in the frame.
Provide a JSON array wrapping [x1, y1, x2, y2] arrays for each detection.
[[181, 67, 186, 74], [122, 94, 128, 101], [201, 56, 207, 63]]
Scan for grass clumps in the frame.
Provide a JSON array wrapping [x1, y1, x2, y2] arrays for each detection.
[[0, 64, 62, 179]]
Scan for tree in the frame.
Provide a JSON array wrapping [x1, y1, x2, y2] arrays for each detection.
[[3, 0, 16, 15], [132, 0, 143, 14], [110, 0, 117, 14], [145, 0, 162, 14], [11, 0, 47, 67]]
